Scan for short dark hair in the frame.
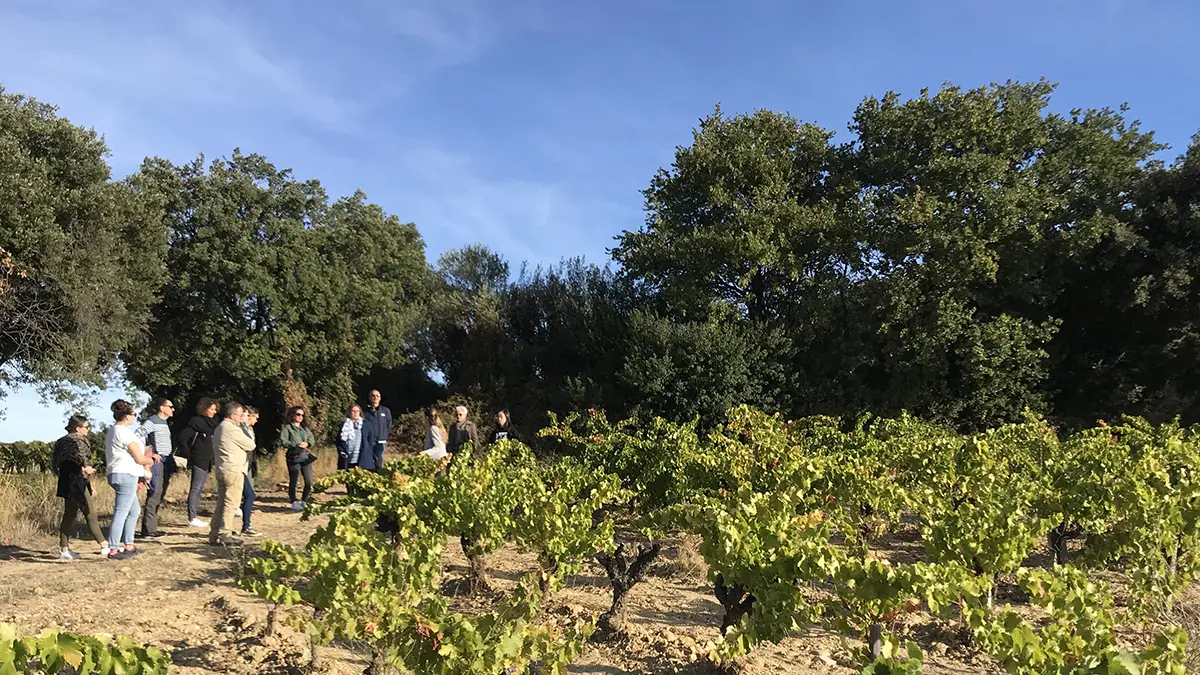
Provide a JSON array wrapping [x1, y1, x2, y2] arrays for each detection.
[[66, 414, 89, 433], [222, 401, 244, 418], [196, 397, 219, 414], [151, 396, 171, 413], [111, 399, 136, 421]]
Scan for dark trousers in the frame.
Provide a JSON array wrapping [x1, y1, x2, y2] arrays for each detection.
[[187, 464, 209, 521], [60, 489, 106, 549], [141, 455, 176, 534], [241, 474, 255, 531], [288, 461, 313, 503], [337, 452, 349, 471], [372, 443, 385, 474]]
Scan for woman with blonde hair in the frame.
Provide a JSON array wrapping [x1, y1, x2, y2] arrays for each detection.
[[423, 406, 448, 461]]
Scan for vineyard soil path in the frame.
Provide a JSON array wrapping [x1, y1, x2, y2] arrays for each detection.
[[0, 481, 993, 675]]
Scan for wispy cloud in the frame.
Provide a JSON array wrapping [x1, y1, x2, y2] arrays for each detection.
[[0, 2, 358, 133], [0, 0, 616, 262], [361, 143, 575, 265]]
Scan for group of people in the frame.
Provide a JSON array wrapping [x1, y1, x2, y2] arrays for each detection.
[[337, 401, 516, 467], [49, 396, 267, 559], [49, 389, 515, 560]]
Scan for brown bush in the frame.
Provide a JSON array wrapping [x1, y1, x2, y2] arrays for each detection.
[[661, 533, 708, 583]]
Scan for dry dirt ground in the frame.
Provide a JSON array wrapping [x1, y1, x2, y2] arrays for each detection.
[[0, 476, 1194, 675]]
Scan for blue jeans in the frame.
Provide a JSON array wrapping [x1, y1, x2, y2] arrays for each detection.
[[109, 473, 141, 546], [241, 474, 255, 531]]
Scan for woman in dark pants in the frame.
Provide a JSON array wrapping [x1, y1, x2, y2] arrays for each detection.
[[280, 406, 316, 511], [52, 415, 110, 559], [178, 398, 220, 528]]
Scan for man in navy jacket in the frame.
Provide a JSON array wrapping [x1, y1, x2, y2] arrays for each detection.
[[360, 389, 392, 473]]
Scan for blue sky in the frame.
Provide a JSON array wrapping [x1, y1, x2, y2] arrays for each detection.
[[1, 0, 1198, 441]]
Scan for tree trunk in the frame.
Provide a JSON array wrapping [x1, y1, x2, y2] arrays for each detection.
[[1169, 534, 1181, 578], [310, 642, 324, 672], [265, 606, 278, 636], [714, 574, 755, 634], [462, 535, 491, 594], [1048, 522, 1069, 565], [364, 651, 401, 675], [538, 557, 559, 597], [310, 609, 326, 671], [595, 542, 662, 639], [868, 623, 883, 659]]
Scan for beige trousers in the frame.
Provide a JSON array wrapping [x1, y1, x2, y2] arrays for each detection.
[[208, 468, 244, 543]]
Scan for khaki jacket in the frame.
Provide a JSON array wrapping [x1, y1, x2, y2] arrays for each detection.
[[214, 418, 254, 475]]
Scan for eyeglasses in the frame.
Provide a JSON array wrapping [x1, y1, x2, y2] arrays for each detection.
[[295, 413, 305, 418]]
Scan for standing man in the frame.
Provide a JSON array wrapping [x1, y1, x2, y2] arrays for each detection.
[[360, 389, 392, 473], [135, 397, 175, 538], [208, 402, 253, 546], [447, 405, 480, 456]]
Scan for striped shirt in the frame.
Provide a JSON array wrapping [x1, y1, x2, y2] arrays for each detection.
[[135, 415, 173, 456]]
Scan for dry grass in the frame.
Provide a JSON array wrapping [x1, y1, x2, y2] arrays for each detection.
[[661, 533, 709, 583], [1171, 592, 1200, 673], [0, 446, 346, 550], [257, 446, 339, 489], [0, 472, 128, 548]]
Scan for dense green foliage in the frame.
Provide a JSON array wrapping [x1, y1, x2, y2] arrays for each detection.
[[0, 87, 165, 401], [121, 152, 431, 437], [0, 623, 171, 674], [242, 407, 1196, 674], [4, 79, 1200, 437]]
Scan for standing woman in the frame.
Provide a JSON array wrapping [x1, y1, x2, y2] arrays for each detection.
[[490, 410, 519, 444], [336, 404, 364, 470], [52, 415, 110, 559], [178, 398, 220, 528], [106, 399, 158, 559], [423, 406, 448, 461], [281, 406, 317, 511]]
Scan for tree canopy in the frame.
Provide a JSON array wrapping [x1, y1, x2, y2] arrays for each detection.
[[121, 151, 431, 436], [0, 87, 166, 400], [4, 78, 1200, 437]]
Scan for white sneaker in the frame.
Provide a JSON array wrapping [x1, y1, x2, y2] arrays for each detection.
[[291, 501, 304, 512], [59, 549, 80, 560], [99, 545, 111, 557], [234, 508, 243, 518], [188, 518, 208, 528]]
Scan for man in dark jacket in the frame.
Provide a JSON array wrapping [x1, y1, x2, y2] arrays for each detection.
[[360, 389, 392, 473], [448, 405, 480, 456]]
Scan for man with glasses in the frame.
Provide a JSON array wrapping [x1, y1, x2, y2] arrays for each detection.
[[360, 389, 392, 473], [135, 397, 175, 538]]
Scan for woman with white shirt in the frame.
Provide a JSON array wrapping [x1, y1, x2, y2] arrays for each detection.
[[337, 404, 365, 470], [423, 406, 448, 461], [105, 399, 158, 559]]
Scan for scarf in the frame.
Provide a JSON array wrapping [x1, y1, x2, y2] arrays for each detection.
[[51, 433, 92, 475], [341, 418, 363, 464]]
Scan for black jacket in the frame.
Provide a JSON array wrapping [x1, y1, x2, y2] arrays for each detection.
[[491, 422, 519, 444], [178, 415, 220, 471]]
